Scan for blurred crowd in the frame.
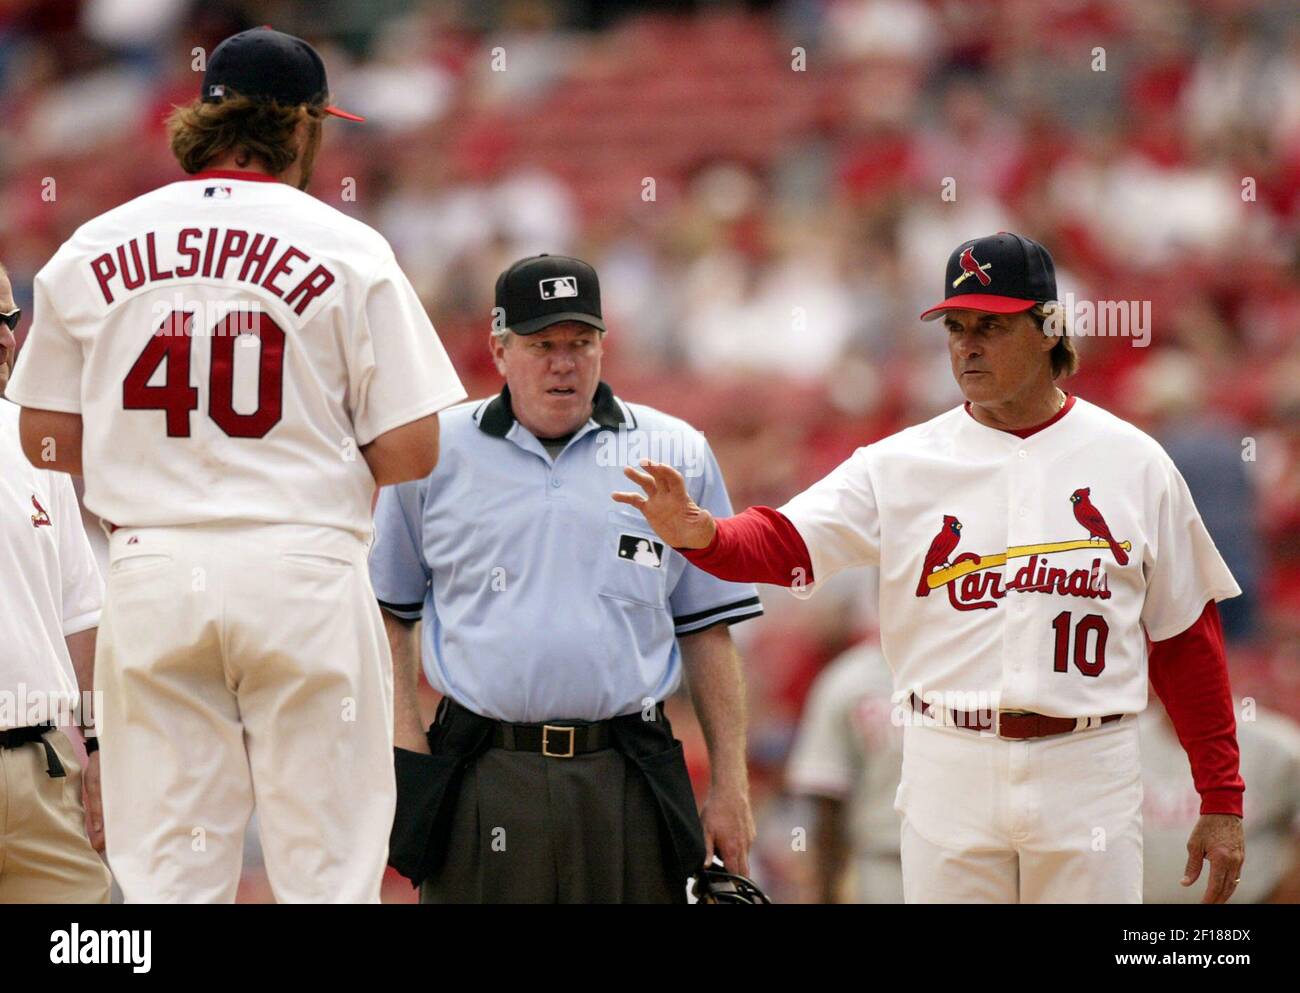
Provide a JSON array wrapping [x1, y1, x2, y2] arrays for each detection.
[[2, 0, 1297, 903]]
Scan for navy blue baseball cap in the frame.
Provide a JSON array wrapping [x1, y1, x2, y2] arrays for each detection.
[[201, 27, 364, 122], [920, 232, 1057, 321], [495, 254, 605, 335]]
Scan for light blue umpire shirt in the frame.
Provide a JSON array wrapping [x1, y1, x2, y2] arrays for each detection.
[[369, 380, 763, 724]]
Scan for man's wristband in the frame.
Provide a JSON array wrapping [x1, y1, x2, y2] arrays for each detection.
[[83, 734, 99, 754]]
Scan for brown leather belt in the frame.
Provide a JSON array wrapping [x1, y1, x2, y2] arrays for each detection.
[[909, 693, 1123, 740]]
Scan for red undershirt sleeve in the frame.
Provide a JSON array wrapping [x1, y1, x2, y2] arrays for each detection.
[[677, 506, 814, 587], [1147, 600, 1244, 817]]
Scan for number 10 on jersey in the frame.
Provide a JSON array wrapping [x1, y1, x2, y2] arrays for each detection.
[[1051, 610, 1109, 676], [123, 309, 285, 438]]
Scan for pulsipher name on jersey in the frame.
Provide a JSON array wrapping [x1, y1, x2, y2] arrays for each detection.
[[87, 228, 337, 315], [916, 485, 1129, 612]]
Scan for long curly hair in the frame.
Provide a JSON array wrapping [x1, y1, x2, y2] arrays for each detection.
[[167, 91, 323, 177]]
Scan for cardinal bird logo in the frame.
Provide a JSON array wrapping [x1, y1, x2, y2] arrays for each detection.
[[1070, 487, 1128, 565], [952, 248, 993, 288], [916, 514, 963, 596], [31, 495, 51, 528]]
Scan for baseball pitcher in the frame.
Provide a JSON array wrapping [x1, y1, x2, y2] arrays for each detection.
[[6, 28, 466, 902]]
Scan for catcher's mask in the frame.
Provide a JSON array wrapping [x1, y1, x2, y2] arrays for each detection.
[[690, 865, 772, 904]]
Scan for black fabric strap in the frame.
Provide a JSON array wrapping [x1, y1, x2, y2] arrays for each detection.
[[0, 723, 66, 778]]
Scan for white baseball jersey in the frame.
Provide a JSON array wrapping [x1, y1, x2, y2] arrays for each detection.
[[0, 399, 103, 728], [6, 172, 466, 539], [1141, 706, 1300, 903], [786, 641, 903, 857], [779, 397, 1241, 718]]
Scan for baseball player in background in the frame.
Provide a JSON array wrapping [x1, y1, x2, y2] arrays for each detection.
[[616, 232, 1246, 903], [786, 637, 904, 903], [0, 262, 111, 902], [6, 28, 465, 902], [1141, 698, 1300, 903]]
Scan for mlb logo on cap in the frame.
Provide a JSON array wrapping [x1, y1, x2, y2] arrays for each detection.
[[494, 254, 605, 336], [540, 276, 578, 300]]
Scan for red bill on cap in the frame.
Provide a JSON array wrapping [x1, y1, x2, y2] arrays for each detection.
[[920, 294, 1037, 321], [323, 104, 365, 122]]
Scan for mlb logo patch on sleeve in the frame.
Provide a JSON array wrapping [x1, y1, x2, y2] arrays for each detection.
[[618, 533, 664, 568], [539, 276, 578, 299]]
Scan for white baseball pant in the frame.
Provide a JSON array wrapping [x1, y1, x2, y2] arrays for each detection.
[[849, 852, 905, 903], [95, 523, 395, 903], [894, 716, 1143, 903]]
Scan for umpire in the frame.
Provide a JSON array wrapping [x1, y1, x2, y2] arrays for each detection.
[[372, 254, 763, 903]]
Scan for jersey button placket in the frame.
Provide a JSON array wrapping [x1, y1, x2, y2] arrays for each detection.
[[1003, 446, 1027, 691]]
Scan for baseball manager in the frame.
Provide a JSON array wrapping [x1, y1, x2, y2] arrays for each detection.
[[616, 232, 1245, 904]]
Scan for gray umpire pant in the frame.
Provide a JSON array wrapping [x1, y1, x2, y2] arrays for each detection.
[[420, 745, 682, 904]]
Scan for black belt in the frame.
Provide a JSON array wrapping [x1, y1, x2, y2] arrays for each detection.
[[0, 723, 66, 778], [410, 696, 704, 885], [441, 699, 616, 758]]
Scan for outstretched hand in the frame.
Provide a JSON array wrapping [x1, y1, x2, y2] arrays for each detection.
[[612, 460, 717, 550]]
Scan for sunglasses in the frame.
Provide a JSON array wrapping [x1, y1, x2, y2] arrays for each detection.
[[0, 307, 19, 331]]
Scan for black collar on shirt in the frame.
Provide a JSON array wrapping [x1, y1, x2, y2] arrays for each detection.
[[477, 380, 632, 438]]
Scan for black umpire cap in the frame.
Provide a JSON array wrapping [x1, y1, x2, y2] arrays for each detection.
[[495, 254, 605, 335], [201, 27, 364, 122], [920, 232, 1057, 320]]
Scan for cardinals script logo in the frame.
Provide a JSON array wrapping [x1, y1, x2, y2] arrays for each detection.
[[915, 487, 1131, 611], [31, 495, 51, 528]]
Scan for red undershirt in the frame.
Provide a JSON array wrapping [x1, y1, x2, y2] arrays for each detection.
[[680, 392, 1243, 816]]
